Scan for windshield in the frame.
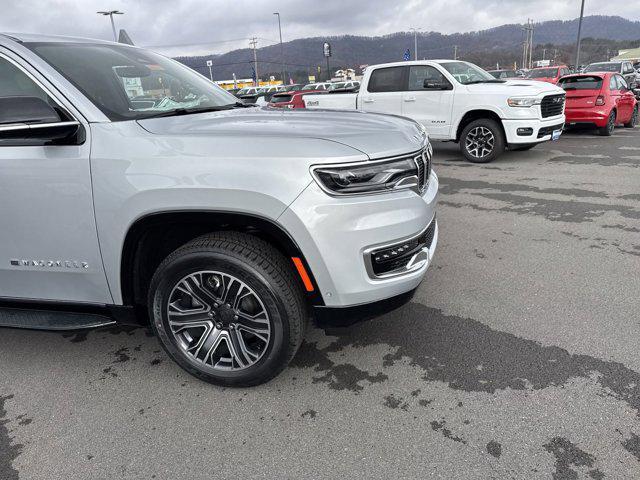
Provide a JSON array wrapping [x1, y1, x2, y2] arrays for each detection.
[[26, 42, 239, 121], [439, 61, 496, 84], [585, 63, 620, 73], [527, 68, 559, 78]]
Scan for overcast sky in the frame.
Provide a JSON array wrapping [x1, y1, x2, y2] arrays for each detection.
[[1, 0, 639, 56]]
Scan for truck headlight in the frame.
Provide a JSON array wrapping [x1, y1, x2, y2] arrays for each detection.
[[507, 97, 540, 107], [313, 157, 418, 195]]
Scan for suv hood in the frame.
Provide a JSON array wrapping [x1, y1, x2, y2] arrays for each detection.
[[137, 107, 426, 159]]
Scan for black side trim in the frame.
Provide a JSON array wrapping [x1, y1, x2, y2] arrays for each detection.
[[0, 299, 145, 331], [312, 288, 417, 328]]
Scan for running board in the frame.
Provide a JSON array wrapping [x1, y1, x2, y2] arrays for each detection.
[[0, 307, 115, 331]]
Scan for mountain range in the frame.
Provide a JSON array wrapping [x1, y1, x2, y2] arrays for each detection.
[[175, 15, 640, 81]]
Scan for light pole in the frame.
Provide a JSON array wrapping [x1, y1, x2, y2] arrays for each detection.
[[97, 10, 124, 42], [575, 0, 586, 68], [274, 13, 286, 85], [410, 28, 419, 60]]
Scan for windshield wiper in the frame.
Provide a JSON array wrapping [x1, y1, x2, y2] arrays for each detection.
[[139, 105, 235, 119], [231, 102, 258, 108]]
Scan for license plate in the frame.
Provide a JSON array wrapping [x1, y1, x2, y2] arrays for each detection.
[[552, 129, 562, 141]]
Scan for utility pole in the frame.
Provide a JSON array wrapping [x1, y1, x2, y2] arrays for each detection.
[[575, 0, 586, 68], [521, 19, 535, 69], [274, 13, 286, 84], [528, 20, 534, 69], [522, 20, 529, 68], [542, 48, 546, 61], [410, 28, 419, 60], [453, 45, 458, 60], [97, 10, 124, 42], [249, 37, 259, 86]]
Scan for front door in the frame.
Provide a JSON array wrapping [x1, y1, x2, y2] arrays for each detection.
[[402, 65, 454, 139], [0, 50, 111, 303], [616, 75, 635, 122]]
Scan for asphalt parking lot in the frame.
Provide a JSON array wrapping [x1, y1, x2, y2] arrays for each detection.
[[1, 127, 640, 479]]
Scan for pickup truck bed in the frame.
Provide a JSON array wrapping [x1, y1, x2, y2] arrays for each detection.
[[303, 92, 357, 110]]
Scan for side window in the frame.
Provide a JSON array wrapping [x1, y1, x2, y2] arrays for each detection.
[[609, 76, 618, 91], [0, 55, 52, 102], [368, 67, 406, 93], [407, 65, 449, 91], [617, 75, 629, 90]]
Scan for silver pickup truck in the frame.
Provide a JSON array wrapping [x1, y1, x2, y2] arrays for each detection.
[[0, 33, 438, 386]]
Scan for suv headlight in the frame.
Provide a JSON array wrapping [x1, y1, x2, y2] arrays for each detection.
[[507, 97, 540, 107], [313, 157, 418, 195]]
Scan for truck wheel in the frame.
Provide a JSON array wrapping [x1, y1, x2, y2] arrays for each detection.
[[460, 119, 505, 163], [599, 110, 616, 136], [148, 232, 307, 387], [510, 143, 536, 151], [624, 106, 638, 128]]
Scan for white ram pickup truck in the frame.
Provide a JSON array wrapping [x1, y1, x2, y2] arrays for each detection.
[[304, 60, 566, 163]]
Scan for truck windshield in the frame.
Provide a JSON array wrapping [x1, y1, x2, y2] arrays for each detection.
[[584, 63, 620, 73], [439, 61, 497, 85], [26, 42, 239, 121], [527, 68, 558, 78]]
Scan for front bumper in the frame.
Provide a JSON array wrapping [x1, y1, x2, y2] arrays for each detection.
[[278, 172, 439, 308], [502, 115, 565, 144]]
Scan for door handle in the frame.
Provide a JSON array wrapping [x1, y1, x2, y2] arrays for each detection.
[[363, 98, 375, 103], [404, 97, 416, 102]]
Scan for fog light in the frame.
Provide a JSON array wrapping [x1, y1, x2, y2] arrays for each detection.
[[517, 127, 534, 136]]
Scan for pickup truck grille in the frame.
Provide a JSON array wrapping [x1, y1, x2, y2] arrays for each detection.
[[414, 145, 432, 193], [541, 94, 565, 118]]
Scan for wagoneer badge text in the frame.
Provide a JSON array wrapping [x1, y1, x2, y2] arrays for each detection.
[[10, 259, 89, 269]]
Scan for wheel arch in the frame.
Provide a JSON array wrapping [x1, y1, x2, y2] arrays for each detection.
[[455, 109, 505, 142], [120, 210, 323, 314]]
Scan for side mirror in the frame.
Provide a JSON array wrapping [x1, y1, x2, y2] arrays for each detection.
[[423, 80, 452, 90], [0, 96, 82, 145]]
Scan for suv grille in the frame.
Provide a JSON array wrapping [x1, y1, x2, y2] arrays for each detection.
[[414, 145, 432, 193], [541, 94, 565, 118]]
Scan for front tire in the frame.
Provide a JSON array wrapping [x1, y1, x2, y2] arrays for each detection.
[[624, 105, 638, 128], [148, 232, 306, 387], [460, 119, 505, 163], [599, 110, 616, 136]]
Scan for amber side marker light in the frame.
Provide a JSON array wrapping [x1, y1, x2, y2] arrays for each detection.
[[291, 257, 314, 292]]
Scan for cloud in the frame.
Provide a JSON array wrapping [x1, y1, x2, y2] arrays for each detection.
[[0, 0, 638, 56]]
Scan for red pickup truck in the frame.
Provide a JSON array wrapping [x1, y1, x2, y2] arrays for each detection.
[[268, 88, 325, 109], [526, 65, 571, 85]]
